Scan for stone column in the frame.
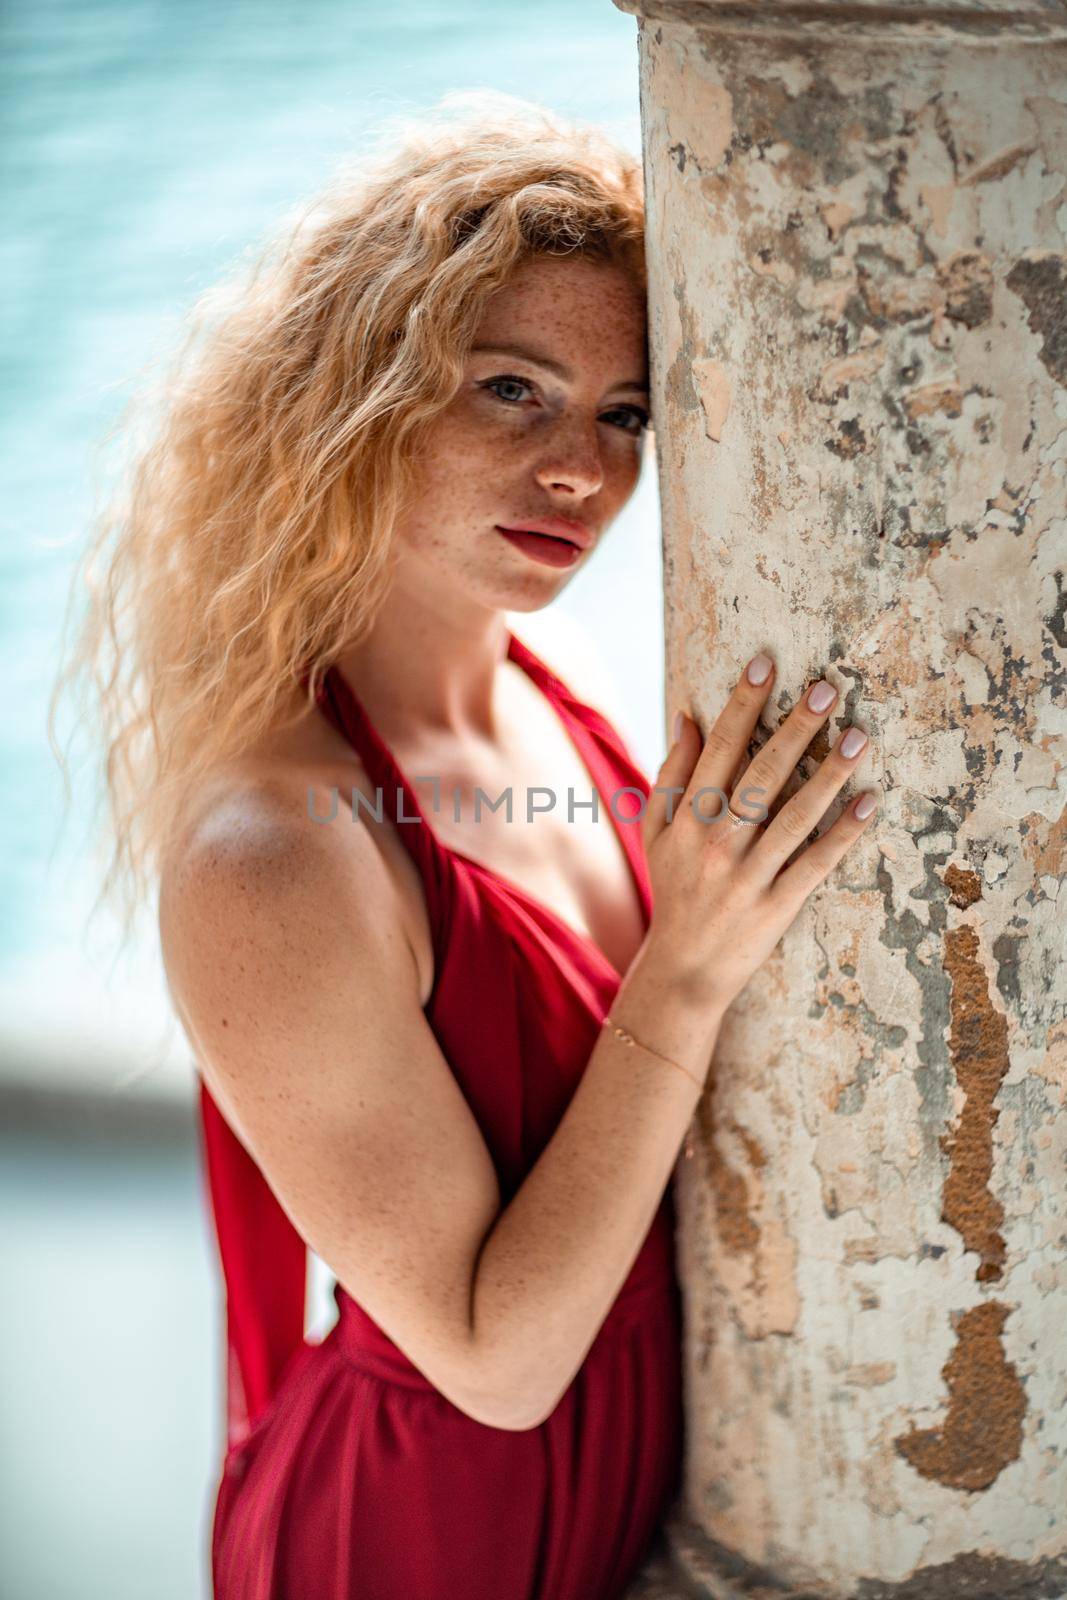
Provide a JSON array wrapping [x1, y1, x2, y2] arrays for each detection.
[[614, 3, 1067, 1595]]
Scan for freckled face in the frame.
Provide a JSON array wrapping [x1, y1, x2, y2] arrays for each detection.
[[393, 252, 650, 613]]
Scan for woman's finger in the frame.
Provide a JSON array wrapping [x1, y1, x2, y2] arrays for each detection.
[[722, 674, 842, 829], [748, 720, 872, 882], [671, 653, 777, 832], [642, 710, 702, 851], [766, 789, 880, 919]]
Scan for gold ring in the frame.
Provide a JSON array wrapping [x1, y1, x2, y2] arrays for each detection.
[[728, 808, 762, 829]]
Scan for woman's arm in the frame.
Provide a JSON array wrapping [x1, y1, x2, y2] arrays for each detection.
[[161, 777, 712, 1432], [468, 943, 717, 1426]]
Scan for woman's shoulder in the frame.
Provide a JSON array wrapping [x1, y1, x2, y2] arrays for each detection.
[[162, 677, 380, 875], [158, 750, 429, 1019], [162, 758, 319, 864], [157, 741, 388, 944], [157, 761, 331, 951]]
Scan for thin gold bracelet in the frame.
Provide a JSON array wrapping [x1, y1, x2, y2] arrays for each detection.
[[602, 1015, 704, 1091]]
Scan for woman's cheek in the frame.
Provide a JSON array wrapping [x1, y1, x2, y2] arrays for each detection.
[[448, 398, 524, 448], [605, 431, 642, 471]]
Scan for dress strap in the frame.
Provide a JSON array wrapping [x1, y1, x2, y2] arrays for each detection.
[[505, 630, 654, 926], [303, 657, 464, 985], [307, 661, 447, 886]]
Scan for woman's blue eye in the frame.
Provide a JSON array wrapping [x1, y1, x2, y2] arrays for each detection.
[[483, 375, 532, 404], [480, 376, 649, 433], [603, 406, 650, 434]]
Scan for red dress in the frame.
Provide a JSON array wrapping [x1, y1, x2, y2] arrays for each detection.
[[197, 628, 684, 1599]]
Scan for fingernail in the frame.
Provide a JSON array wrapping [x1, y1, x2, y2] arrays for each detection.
[[839, 726, 868, 759], [854, 792, 877, 819], [747, 652, 772, 685], [673, 710, 685, 742], [808, 679, 836, 713]]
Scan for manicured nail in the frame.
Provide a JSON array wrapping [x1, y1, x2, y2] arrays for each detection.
[[808, 679, 836, 712], [747, 652, 773, 685], [673, 710, 685, 742], [839, 726, 868, 759], [854, 792, 877, 819]]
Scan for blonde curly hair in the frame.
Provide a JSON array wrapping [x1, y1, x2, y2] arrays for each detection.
[[48, 90, 646, 950]]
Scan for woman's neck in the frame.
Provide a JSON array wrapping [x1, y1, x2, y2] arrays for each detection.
[[334, 580, 512, 743]]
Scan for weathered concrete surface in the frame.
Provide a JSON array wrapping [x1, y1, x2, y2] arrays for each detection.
[[615, 1, 1067, 1594]]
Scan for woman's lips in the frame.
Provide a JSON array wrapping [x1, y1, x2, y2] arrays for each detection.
[[496, 526, 583, 569]]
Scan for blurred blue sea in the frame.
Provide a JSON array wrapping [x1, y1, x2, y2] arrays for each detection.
[[2, 3, 663, 1596]]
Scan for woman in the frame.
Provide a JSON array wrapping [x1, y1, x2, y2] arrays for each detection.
[[56, 93, 877, 1599]]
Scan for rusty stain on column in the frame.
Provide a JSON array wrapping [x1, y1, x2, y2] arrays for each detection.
[[613, 2, 1067, 1596]]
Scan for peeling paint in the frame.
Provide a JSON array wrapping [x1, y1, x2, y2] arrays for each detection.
[[943, 862, 983, 908], [936, 249, 995, 327], [691, 357, 733, 441], [697, 1098, 802, 1339], [941, 924, 1009, 1282], [903, 379, 965, 419], [818, 341, 886, 399], [893, 1303, 1026, 1491], [1006, 253, 1067, 386]]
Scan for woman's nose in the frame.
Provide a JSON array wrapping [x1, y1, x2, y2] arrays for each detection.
[[533, 420, 603, 497]]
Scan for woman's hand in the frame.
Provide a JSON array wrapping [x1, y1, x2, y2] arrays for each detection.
[[639, 651, 878, 1016]]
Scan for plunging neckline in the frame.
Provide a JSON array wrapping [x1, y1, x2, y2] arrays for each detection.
[[322, 628, 649, 982], [447, 840, 632, 980]]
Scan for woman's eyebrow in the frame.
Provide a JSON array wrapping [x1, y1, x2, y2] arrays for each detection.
[[470, 341, 648, 394]]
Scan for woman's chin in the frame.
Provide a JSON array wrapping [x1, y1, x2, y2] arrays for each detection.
[[401, 539, 580, 617], [502, 596, 556, 615], [462, 553, 578, 614]]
